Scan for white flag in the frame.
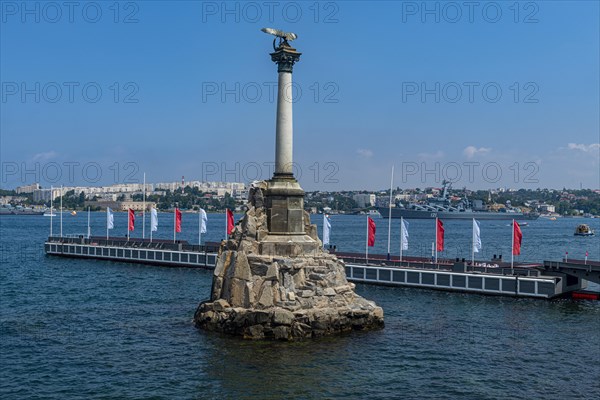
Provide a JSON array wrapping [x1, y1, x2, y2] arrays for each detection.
[[107, 207, 114, 230], [323, 214, 331, 246], [151, 208, 158, 232], [401, 219, 409, 250], [473, 219, 482, 253], [199, 208, 207, 234]]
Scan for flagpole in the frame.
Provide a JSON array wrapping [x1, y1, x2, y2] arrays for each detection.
[[322, 214, 325, 250], [387, 165, 394, 260], [87, 206, 91, 239], [399, 217, 403, 262], [173, 209, 176, 243], [431, 242, 434, 262], [59, 185, 63, 237], [434, 217, 438, 264], [142, 172, 146, 239], [511, 219, 515, 272], [322, 214, 326, 250], [150, 207, 154, 243], [365, 215, 369, 265], [323, 214, 333, 250], [127, 209, 130, 241], [49, 186, 53, 238], [472, 218, 475, 266], [106, 208, 109, 240]]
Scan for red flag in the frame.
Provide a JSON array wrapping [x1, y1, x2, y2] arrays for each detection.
[[226, 209, 235, 235], [513, 220, 522, 255], [128, 208, 135, 231], [175, 208, 182, 233], [436, 218, 444, 252], [367, 217, 376, 247]]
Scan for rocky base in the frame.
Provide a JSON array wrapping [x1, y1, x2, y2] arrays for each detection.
[[195, 301, 384, 340], [193, 180, 384, 340]]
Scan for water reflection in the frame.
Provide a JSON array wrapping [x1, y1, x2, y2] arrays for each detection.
[[197, 332, 377, 398]]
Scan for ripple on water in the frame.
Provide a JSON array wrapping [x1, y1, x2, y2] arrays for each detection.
[[1, 216, 599, 399]]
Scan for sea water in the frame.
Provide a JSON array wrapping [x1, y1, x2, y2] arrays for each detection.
[[1, 214, 599, 399]]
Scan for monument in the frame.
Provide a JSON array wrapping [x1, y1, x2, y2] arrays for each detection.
[[193, 29, 384, 340]]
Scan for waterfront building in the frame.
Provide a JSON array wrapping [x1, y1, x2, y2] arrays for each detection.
[[15, 183, 40, 194], [353, 193, 376, 208]]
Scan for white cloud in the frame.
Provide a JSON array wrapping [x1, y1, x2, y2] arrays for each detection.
[[567, 143, 600, 153], [356, 148, 373, 158], [417, 150, 444, 160], [463, 146, 491, 159], [32, 151, 58, 161]]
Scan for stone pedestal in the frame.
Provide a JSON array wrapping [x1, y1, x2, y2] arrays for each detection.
[[193, 182, 384, 340], [265, 178, 305, 235], [261, 177, 320, 256]]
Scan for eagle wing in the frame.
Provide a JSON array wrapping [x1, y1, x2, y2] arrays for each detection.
[[261, 28, 298, 41]]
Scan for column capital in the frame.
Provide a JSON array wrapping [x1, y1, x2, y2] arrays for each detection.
[[270, 44, 301, 73]]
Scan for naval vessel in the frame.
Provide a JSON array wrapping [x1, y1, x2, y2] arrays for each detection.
[[378, 181, 539, 220]]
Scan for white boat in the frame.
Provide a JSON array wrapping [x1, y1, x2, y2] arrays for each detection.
[[507, 222, 528, 227], [43, 211, 57, 217]]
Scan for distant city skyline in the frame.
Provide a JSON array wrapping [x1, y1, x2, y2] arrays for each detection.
[[7, 177, 599, 195], [1, 2, 598, 191]]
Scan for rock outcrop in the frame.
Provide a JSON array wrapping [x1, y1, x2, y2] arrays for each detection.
[[194, 181, 384, 340]]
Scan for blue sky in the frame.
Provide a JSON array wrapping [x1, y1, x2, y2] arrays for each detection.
[[1, 1, 599, 191]]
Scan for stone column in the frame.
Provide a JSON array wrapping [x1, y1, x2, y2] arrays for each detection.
[[271, 43, 301, 180], [261, 41, 308, 245], [275, 71, 293, 177]]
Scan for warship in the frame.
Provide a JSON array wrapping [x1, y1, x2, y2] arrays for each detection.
[[378, 181, 539, 220], [0, 205, 45, 215]]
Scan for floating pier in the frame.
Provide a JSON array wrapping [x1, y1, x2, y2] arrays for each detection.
[[335, 253, 576, 299], [45, 236, 597, 300], [44, 236, 219, 269]]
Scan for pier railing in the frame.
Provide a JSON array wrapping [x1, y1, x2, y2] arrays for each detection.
[[44, 236, 590, 298], [332, 251, 542, 277], [46, 236, 221, 254], [46, 236, 549, 278]]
